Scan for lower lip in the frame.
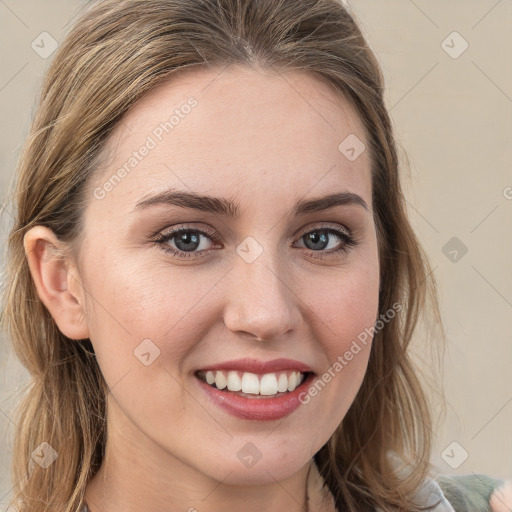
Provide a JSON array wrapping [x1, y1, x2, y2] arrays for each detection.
[[195, 373, 315, 421]]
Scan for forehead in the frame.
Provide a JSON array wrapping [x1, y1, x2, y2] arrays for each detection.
[[91, 65, 372, 214]]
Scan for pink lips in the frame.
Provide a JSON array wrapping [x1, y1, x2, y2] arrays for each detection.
[[197, 357, 314, 375], [195, 371, 315, 421], [194, 357, 315, 421]]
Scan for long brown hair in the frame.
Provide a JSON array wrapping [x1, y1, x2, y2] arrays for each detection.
[[1, 0, 444, 510]]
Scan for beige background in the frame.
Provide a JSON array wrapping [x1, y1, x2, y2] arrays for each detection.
[[1, 0, 511, 505]]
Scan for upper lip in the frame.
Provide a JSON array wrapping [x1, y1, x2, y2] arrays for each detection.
[[197, 358, 314, 375]]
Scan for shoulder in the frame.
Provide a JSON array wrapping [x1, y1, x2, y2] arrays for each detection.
[[308, 452, 508, 512], [435, 473, 506, 512], [394, 472, 506, 512], [386, 452, 507, 512]]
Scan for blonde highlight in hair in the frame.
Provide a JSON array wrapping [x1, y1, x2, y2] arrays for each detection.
[[1, 0, 444, 510]]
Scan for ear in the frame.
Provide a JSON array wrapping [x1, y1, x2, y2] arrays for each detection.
[[23, 226, 90, 340]]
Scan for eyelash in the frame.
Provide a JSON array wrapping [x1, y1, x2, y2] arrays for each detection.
[[151, 224, 358, 261]]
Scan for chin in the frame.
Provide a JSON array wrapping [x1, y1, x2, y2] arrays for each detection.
[[200, 448, 311, 486]]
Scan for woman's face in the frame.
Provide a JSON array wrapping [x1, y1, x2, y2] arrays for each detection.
[[75, 65, 380, 484]]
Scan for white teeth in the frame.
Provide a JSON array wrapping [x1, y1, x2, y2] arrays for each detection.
[[260, 373, 278, 395], [287, 372, 298, 392], [215, 371, 227, 390], [200, 370, 306, 395], [227, 371, 242, 391], [277, 373, 288, 393], [241, 372, 260, 394]]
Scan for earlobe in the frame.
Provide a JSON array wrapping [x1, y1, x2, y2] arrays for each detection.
[[23, 226, 90, 340]]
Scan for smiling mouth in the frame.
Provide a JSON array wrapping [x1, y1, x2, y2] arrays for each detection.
[[195, 369, 311, 399]]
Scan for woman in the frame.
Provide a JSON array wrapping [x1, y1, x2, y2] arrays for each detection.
[[1, 0, 509, 511]]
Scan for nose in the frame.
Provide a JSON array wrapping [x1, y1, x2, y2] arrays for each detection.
[[222, 249, 303, 341]]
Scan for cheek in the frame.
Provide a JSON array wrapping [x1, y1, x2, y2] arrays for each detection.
[[302, 254, 380, 354], [297, 253, 380, 420], [81, 263, 220, 439], [83, 254, 227, 384]]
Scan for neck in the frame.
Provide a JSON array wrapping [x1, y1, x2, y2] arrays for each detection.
[[84, 401, 312, 512], [85, 461, 311, 512]]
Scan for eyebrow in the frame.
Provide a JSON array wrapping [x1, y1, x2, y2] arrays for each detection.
[[132, 189, 368, 216]]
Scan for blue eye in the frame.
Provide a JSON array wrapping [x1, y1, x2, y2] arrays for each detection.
[[297, 227, 357, 258], [153, 227, 218, 259], [152, 224, 358, 260]]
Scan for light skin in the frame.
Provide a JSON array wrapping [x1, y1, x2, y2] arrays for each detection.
[[24, 65, 381, 512], [490, 482, 512, 512]]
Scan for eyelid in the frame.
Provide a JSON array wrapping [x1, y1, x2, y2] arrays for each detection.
[[154, 223, 220, 242], [297, 222, 352, 238]]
